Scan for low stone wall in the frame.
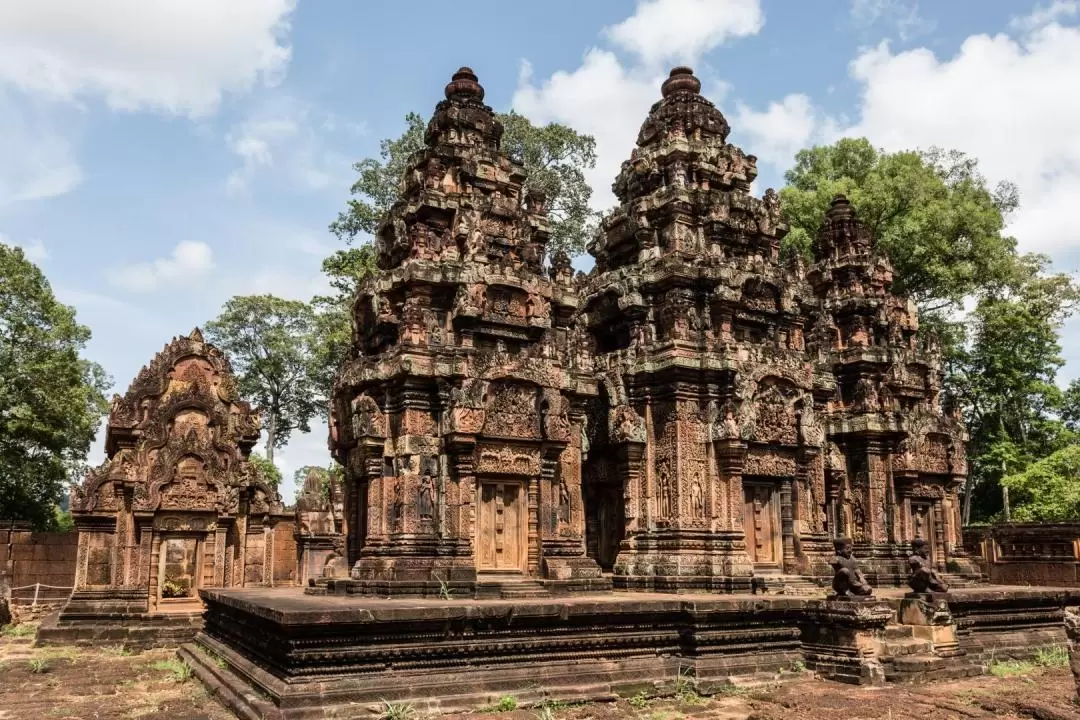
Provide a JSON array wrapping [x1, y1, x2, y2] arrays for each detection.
[[1, 529, 78, 606], [965, 524, 1080, 587]]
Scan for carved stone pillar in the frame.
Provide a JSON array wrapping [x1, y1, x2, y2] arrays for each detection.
[[780, 477, 796, 572], [213, 524, 227, 586]]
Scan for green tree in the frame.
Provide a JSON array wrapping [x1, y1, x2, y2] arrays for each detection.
[[946, 254, 1080, 522], [0, 244, 110, 529], [205, 295, 321, 465], [1001, 444, 1080, 522], [780, 138, 1019, 316], [248, 452, 282, 490]]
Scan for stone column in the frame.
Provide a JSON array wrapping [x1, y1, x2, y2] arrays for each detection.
[[780, 478, 796, 573], [213, 524, 227, 587]]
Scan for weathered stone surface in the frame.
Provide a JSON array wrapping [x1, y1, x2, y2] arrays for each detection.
[[966, 523, 1080, 586], [327, 65, 972, 597], [40, 329, 295, 648], [294, 469, 345, 584], [329, 68, 602, 595]]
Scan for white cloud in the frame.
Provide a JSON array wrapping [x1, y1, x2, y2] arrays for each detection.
[[604, 0, 763, 68], [225, 96, 355, 195], [108, 240, 215, 293], [1010, 1, 1078, 31], [843, 15, 1080, 258], [0, 90, 82, 205], [275, 420, 333, 503], [0, 234, 49, 263], [850, 0, 931, 40], [513, 0, 764, 211], [0, 0, 296, 117], [733, 94, 838, 170]]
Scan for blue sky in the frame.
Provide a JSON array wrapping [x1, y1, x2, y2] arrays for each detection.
[[2, 0, 1079, 501]]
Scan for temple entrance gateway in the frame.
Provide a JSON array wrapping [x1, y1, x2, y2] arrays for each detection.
[[477, 480, 527, 572], [158, 536, 200, 601], [743, 482, 781, 568]]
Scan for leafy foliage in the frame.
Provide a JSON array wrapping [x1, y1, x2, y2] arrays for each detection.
[[0, 244, 110, 529], [249, 452, 282, 490], [780, 138, 1019, 315], [1001, 445, 1080, 522], [947, 254, 1080, 521], [292, 464, 340, 502], [777, 139, 1080, 523], [205, 295, 321, 464]]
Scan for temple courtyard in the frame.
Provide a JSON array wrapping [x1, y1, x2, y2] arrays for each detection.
[[5, 617, 1080, 720]]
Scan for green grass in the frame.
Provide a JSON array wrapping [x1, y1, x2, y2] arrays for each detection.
[[489, 695, 518, 712], [1, 623, 37, 638], [989, 659, 1035, 677], [988, 645, 1071, 677], [150, 658, 193, 683], [673, 669, 702, 705], [1034, 645, 1070, 668], [380, 699, 416, 720], [27, 658, 50, 674], [627, 691, 650, 709]]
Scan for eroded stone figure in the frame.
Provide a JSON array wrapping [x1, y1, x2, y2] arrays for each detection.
[[830, 537, 873, 598], [907, 538, 949, 594]]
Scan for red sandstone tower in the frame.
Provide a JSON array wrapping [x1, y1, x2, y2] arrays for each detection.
[[330, 68, 604, 595]]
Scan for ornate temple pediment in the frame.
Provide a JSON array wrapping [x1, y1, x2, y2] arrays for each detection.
[[71, 328, 276, 518]]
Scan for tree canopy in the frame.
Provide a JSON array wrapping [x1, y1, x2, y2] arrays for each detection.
[[780, 138, 1020, 316], [248, 452, 282, 490], [780, 137, 1080, 523], [0, 243, 109, 529], [205, 295, 322, 465]]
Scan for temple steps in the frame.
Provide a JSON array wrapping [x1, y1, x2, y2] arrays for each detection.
[[940, 572, 982, 588], [476, 578, 554, 600], [752, 574, 826, 596]]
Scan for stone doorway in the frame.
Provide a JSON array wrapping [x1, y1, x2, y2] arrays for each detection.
[[157, 536, 200, 604], [911, 501, 937, 561], [477, 480, 527, 572], [743, 481, 781, 568]]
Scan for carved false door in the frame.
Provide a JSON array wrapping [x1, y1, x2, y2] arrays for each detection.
[[477, 480, 526, 572], [911, 501, 937, 562], [743, 483, 780, 568]]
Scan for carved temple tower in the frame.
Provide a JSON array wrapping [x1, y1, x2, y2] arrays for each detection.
[[45, 329, 294, 645], [807, 195, 974, 579], [330, 68, 605, 595], [580, 67, 972, 590], [581, 67, 830, 590]]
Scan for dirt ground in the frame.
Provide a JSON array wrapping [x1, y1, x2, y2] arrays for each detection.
[[0, 622, 233, 720], [3, 621, 1080, 720]]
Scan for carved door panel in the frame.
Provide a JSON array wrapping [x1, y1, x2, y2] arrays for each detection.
[[478, 481, 525, 572], [743, 484, 780, 567], [596, 490, 623, 570], [911, 501, 936, 560]]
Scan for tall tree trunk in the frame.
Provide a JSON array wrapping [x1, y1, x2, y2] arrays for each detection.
[[962, 475, 973, 526], [266, 413, 277, 465], [1001, 455, 1011, 521]]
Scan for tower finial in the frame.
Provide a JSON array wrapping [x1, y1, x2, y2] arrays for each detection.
[[661, 66, 701, 98], [444, 66, 484, 102]]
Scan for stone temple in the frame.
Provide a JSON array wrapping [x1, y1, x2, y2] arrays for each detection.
[[181, 68, 1074, 717], [326, 65, 974, 596]]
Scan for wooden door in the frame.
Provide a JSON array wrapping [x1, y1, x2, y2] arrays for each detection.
[[911, 501, 937, 560], [478, 481, 526, 572], [743, 484, 780, 566]]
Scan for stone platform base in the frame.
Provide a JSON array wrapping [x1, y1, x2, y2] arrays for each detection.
[[183, 585, 1080, 719], [315, 574, 613, 599], [37, 609, 203, 649]]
